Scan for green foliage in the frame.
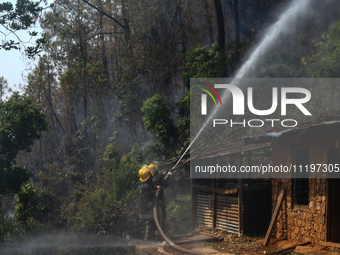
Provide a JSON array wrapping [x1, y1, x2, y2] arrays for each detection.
[[306, 19, 340, 77], [4, 166, 31, 195], [65, 116, 100, 175], [103, 143, 143, 204], [182, 43, 226, 90], [0, 76, 10, 101], [141, 91, 191, 158], [182, 40, 251, 89], [0, 0, 46, 58], [166, 195, 194, 237], [74, 188, 114, 231], [141, 94, 177, 149], [13, 182, 52, 235], [72, 143, 145, 231], [3, 0, 322, 245], [0, 93, 48, 194], [113, 79, 144, 133], [174, 91, 190, 155], [0, 213, 28, 242], [60, 61, 109, 96]]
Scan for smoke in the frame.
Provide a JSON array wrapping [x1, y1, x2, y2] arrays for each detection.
[[179, 0, 340, 166], [0, 233, 159, 255]]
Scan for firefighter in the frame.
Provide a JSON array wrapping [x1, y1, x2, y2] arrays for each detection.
[[139, 164, 157, 241], [151, 162, 169, 238], [138, 162, 170, 241]]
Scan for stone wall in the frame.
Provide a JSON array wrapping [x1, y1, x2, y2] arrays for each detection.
[[272, 178, 326, 244], [270, 132, 340, 244]]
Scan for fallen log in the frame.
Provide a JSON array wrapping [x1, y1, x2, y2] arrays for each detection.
[[266, 242, 311, 255]]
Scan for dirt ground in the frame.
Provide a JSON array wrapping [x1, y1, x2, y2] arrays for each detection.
[[197, 226, 340, 255]]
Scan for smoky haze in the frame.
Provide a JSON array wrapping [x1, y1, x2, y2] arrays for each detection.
[[187, 0, 340, 165], [0, 233, 158, 255]]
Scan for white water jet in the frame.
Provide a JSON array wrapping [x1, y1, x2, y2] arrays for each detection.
[[173, 0, 311, 168]]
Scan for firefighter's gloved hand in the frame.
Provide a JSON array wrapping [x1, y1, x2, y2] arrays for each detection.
[[155, 186, 162, 195], [164, 168, 174, 181], [166, 168, 175, 177]]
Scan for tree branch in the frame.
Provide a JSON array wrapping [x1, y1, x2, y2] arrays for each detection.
[[86, 32, 123, 42], [0, 23, 26, 49], [81, 0, 128, 31]]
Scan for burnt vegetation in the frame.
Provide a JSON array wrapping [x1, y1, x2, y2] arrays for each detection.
[[1, 0, 340, 249]]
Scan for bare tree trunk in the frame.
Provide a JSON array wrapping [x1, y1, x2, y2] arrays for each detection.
[[98, 0, 109, 79], [232, 0, 240, 41], [256, 0, 264, 23], [39, 134, 43, 172], [80, 37, 88, 121], [204, 0, 214, 45], [132, 127, 140, 145], [121, 0, 130, 41], [213, 0, 225, 50], [232, 0, 240, 64]]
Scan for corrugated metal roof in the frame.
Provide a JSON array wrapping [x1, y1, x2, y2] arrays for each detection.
[[243, 120, 340, 144], [321, 120, 340, 125], [196, 142, 271, 160], [243, 129, 291, 139]]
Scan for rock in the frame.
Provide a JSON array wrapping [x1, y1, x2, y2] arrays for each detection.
[[294, 246, 315, 254], [309, 201, 314, 209], [256, 239, 264, 245], [316, 203, 321, 210], [293, 245, 337, 255]]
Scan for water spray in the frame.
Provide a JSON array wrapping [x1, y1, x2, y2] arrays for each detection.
[[173, 0, 311, 169]]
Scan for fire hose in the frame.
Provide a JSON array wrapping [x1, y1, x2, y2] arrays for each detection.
[[153, 189, 203, 255]]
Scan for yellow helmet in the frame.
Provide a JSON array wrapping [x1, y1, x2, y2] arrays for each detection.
[[148, 163, 158, 172], [139, 165, 151, 182], [139, 164, 157, 182]]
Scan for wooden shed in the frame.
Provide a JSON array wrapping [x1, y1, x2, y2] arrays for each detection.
[[191, 143, 272, 236], [244, 120, 340, 247]]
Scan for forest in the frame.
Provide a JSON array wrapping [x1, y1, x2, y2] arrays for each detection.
[[1, 0, 340, 253]]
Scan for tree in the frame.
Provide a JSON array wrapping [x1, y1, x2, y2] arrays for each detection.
[[306, 19, 340, 78], [182, 43, 227, 89], [0, 77, 10, 101], [0, 93, 48, 194], [0, 0, 47, 58], [141, 94, 177, 150]]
